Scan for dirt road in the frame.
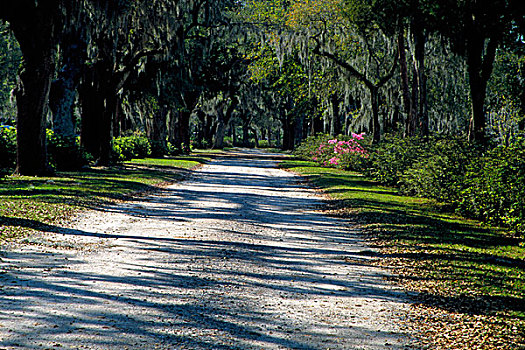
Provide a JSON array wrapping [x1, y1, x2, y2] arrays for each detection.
[[0, 150, 413, 349]]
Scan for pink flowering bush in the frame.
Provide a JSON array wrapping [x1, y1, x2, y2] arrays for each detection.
[[294, 133, 369, 171]]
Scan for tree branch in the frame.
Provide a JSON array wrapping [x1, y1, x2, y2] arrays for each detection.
[[114, 47, 164, 91], [377, 49, 399, 88], [312, 39, 374, 89]]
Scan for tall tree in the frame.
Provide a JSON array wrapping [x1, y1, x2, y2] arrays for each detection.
[[0, 1, 65, 175], [0, 23, 22, 124], [426, 0, 524, 145], [287, 0, 398, 143], [78, 0, 174, 164]]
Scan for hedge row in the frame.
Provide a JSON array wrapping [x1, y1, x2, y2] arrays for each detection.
[[295, 133, 525, 236], [0, 127, 157, 176]]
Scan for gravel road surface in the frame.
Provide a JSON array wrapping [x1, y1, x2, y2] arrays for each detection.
[[0, 150, 413, 349]]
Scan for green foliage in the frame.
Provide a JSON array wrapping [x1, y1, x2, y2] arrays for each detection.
[[112, 132, 152, 162], [400, 137, 477, 202], [149, 140, 168, 157], [223, 136, 234, 148], [459, 140, 525, 235], [0, 125, 17, 172], [196, 139, 211, 150], [364, 135, 479, 204], [46, 129, 92, 171], [165, 142, 181, 156], [257, 139, 271, 148], [364, 135, 431, 185], [318, 133, 525, 235]]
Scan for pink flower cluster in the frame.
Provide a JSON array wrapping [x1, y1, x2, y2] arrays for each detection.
[[310, 133, 368, 168]]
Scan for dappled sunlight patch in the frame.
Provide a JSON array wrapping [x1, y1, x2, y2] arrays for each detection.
[[0, 156, 209, 242]]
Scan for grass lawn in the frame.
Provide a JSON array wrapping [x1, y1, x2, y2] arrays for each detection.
[[281, 159, 525, 350], [0, 155, 212, 241]]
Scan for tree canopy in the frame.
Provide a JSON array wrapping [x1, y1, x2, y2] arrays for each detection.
[[1, 0, 524, 174]]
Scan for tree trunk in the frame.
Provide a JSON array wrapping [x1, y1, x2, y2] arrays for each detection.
[[5, 2, 60, 176], [167, 110, 191, 154], [250, 127, 259, 148], [282, 111, 296, 151], [214, 109, 226, 149], [330, 94, 341, 136], [413, 24, 429, 138], [295, 112, 305, 146], [15, 52, 56, 175], [146, 105, 168, 155], [231, 123, 237, 146], [204, 114, 214, 147], [178, 110, 191, 154], [79, 58, 120, 166], [97, 94, 116, 165], [49, 31, 85, 139], [370, 86, 381, 144], [168, 110, 182, 154], [466, 35, 498, 146], [79, 78, 102, 160], [214, 97, 237, 149], [242, 115, 251, 147], [398, 29, 414, 137]]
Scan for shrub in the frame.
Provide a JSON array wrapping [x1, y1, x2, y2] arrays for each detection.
[[46, 129, 92, 170], [294, 133, 369, 171], [459, 140, 525, 235], [294, 134, 327, 160], [399, 137, 478, 202], [149, 140, 168, 157], [112, 132, 152, 161], [0, 125, 16, 171], [166, 142, 180, 156], [364, 135, 431, 186], [223, 136, 233, 148], [199, 139, 210, 149], [257, 140, 271, 148], [295, 132, 525, 235]]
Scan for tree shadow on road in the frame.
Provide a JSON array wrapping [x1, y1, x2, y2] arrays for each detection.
[[0, 153, 412, 349]]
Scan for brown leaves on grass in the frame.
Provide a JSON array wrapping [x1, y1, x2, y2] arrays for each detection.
[[406, 304, 523, 350], [327, 205, 525, 350]]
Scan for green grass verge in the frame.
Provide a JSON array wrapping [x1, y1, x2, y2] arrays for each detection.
[[281, 159, 525, 350], [0, 156, 207, 241]]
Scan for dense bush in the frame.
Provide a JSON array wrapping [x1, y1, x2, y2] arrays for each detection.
[[149, 140, 168, 157], [112, 132, 152, 161], [398, 137, 477, 202], [294, 133, 369, 171], [46, 129, 92, 170], [295, 133, 525, 235], [364, 135, 431, 185], [459, 141, 525, 234], [223, 136, 233, 148], [257, 139, 271, 148], [0, 125, 16, 171], [364, 135, 479, 202], [1, 127, 92, 173]]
